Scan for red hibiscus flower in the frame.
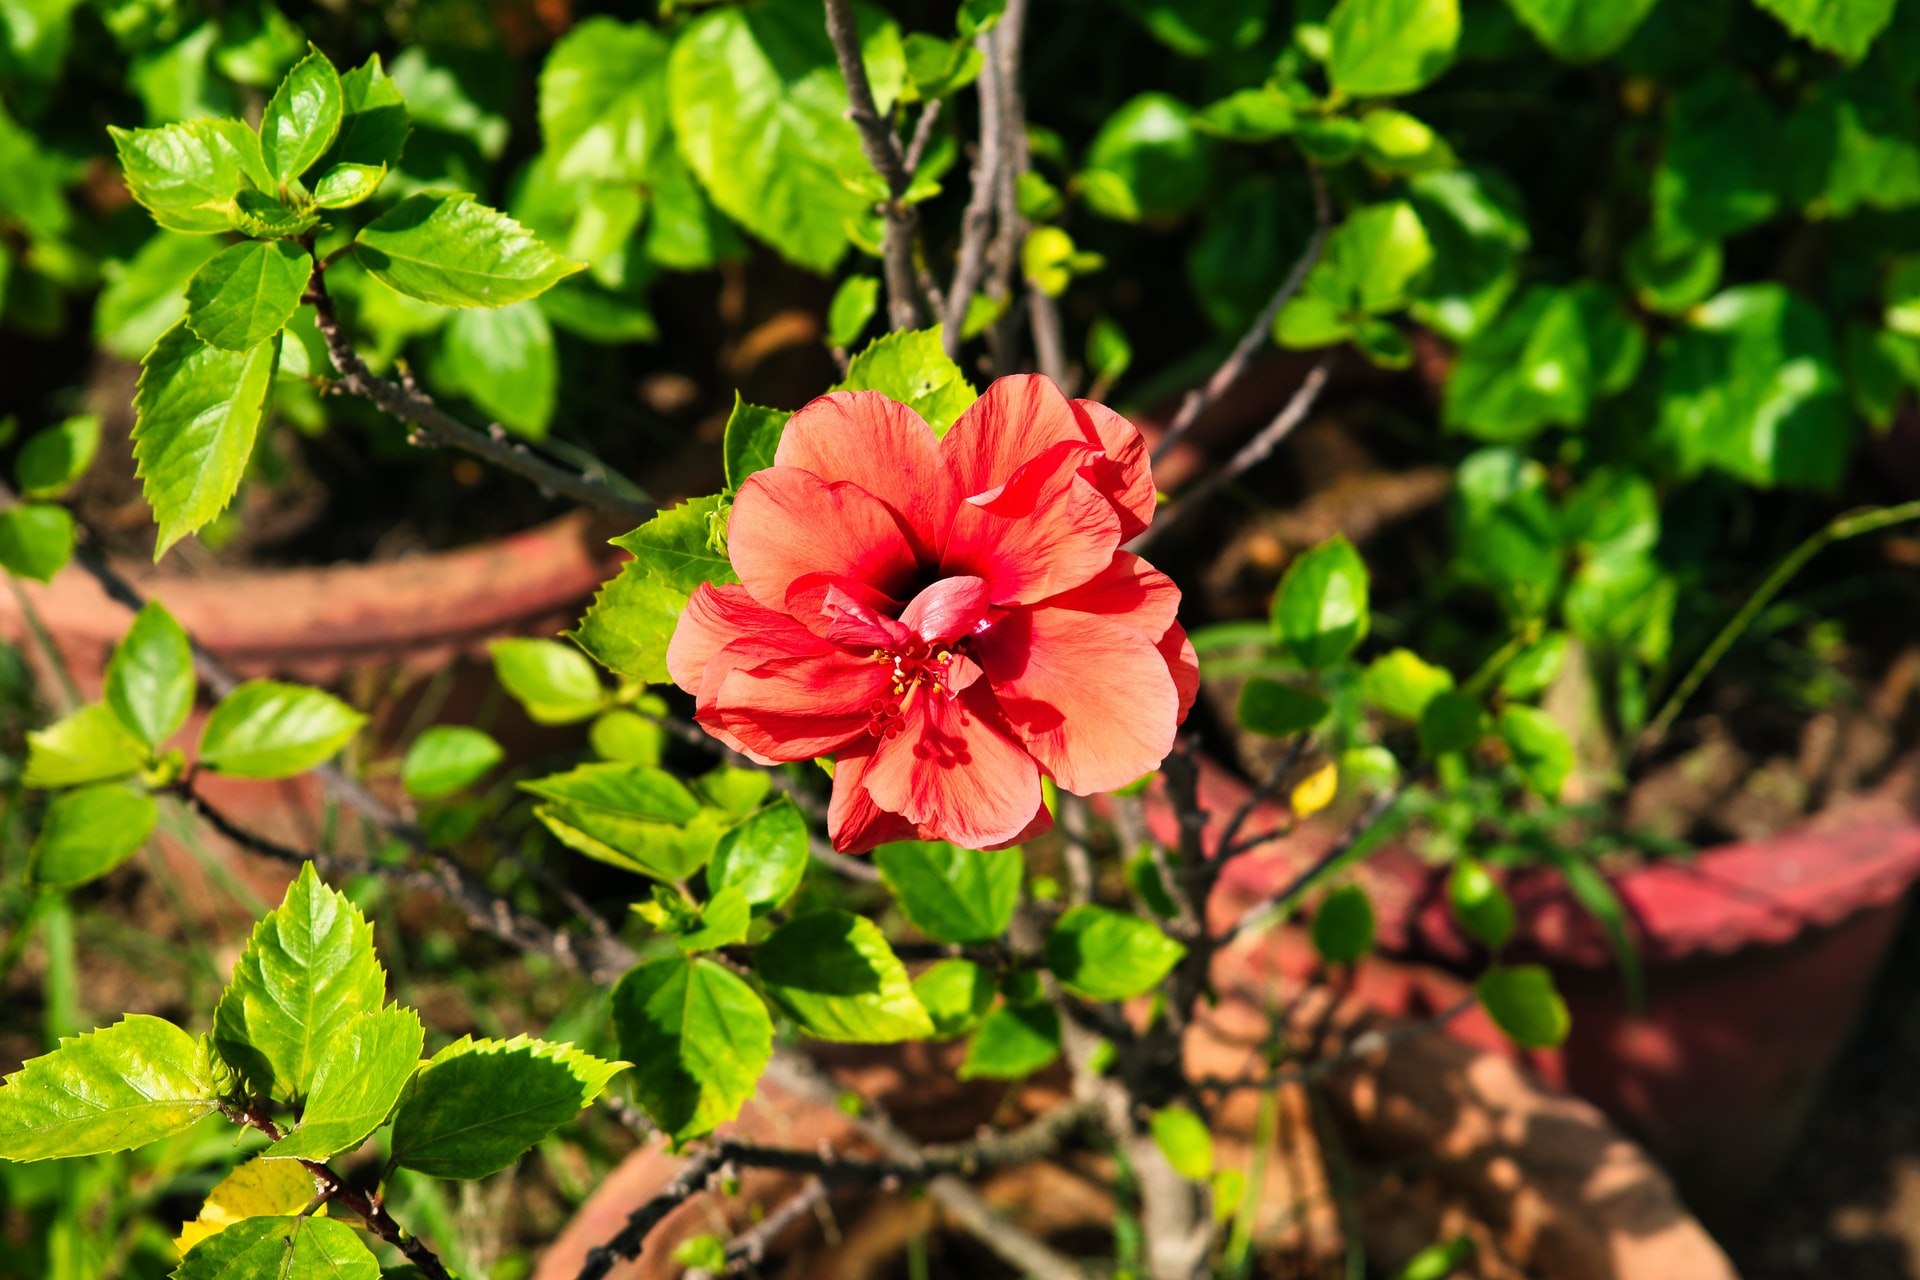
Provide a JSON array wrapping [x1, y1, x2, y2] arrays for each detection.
[[668, 375, 1198, 853]]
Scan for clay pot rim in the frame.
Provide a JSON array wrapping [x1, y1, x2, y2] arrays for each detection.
[[1183, 753, 1920, 968]]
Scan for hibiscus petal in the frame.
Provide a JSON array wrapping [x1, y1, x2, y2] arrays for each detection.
[[729, 468, 921, 610], [942, 444, 1122, 605], [900, 575, 991, 644], [666, 583, 817, 696], [861, 683, 1042, 850], [785, 572, 911, 649], [978, 795, 1054, 850], [827, 737, 921, 853], [974, 604, 1179, 794], [710, 648, 893, 761], [1160, 622, 1200, 722], [1039, 551, 1181, 639], [1071, 399, 1157, 539], [940, 373, 1088, 502], [774, 391, 954, 557]]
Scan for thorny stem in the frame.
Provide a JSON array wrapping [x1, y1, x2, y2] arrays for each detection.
[[233, 1105, 455, 1280], [1149, 169, 1332, 466], [301, 269, 655, 526], [822, 0, 925, 332]]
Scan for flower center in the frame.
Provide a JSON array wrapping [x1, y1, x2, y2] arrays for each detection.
[[866, 640, 967, 738]]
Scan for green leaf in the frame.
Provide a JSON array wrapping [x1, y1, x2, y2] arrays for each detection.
[[110, 119, 267, 235], [354, 193, 584, 308], [260, 45, 342, 183], [268, 1005, 424, 1160], [540, 17, 670, 183], [1392, 1237, 1476, 1280], [694, 766, 772, 816], [1044, 905, 1185, 1001], [1193, 87, 1296, 141], [1654, 284, 1850, 491], [322, 55, 411, 171], [1272, 535, 1370, 670], [1418, 690, 1487, 756], [231, 188, 320, 238], [1081, 93, 1212, 222], [199, 680, 365, 779], [1449, 856, 1514, 949], [435, 300, 557, 439], [1311, 885, 1376, 963], [612, 955, 771, 1141], [903, 32, 983, 101], [1442, 283, 1643, 442], [24, 704, 149, 788], [708, 796, 809, 912], [104, 601, 195, 750], [1150, 1106, 1214, 1180], [0, 1015, 218, 1160], [389, 1034, 626, 1179], [16, 415, 101, 498], [525, 762, 720, 881], [675, 885, 752, 952], [958, 0, 1006, 37], [1785, 68, 1920, 216], [723, 395, 789, 492], [1476, 965, 1570, 1048], [1624, 231, 1723, 316], [827, 275, 880, 350], [401, 726, 504, 799], [213, 863, 387, 1101], [958, 1001, 1061, 1080], [312, 162, 386, 209], [96, 232, 226, 361], [914, 959, 995, 1039], [31, 785, 157, 890], [666, 0, 884, 272], [1277, 202, 1433, 348], [1326, 0, 1459, 96], [1236, 678, 1331, 737], [0, 504, 73, 582], [755, 910, 934, 1042], [591, 709, 665, 765], [1360, 649, 1455, 720], [1497, 704, 1573, 798], [833, 328, 978, 435], [1358, 109, 1456, 175], [1407, 167, 1528, 342], [132, 320, 279, 558], [175, 1215, 378, 1280], [1652, 73, 1782, 253], [1086, 316, 1133, 386], [611, 493, 738, 595], [491, 637, 605, 724], [874, 841, 1022, 945], [1505, 0, 1660, 59], [184, 240, 311, 353], [1751, 0, 1896, 59], [1499, 632, 1569, 700]]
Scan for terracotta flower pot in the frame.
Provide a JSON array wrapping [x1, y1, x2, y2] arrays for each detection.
[[537, 937, 1734, 1280], [1156, 754, 1920, 1207]]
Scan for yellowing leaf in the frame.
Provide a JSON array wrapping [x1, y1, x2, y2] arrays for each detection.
[[1290, 763, 1339, 818], [175, 1154, 324, 1256]]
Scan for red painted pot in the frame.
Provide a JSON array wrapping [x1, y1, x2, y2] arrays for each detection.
[[1149, 755, 1920, 1206]]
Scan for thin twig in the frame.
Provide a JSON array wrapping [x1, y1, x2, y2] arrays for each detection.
[[942, 32, 1005, 360], [986, 0, 1066, 386], [903, 99, 943, 176], [303, 272, 654, 526], [722, 1178, 828, 1273], [1150, 169, 1331, 465], [1191, 996, 1478, 1094], [1217, 787, 1400, 946], [822, 0, 924, 331], [1129, 354, 1335, 556]]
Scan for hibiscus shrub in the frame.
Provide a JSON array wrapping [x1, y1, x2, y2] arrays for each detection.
[[3, 0, 1912, 1275]]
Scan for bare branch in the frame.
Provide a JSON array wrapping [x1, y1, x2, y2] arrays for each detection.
[[1150, 169, 1331, 465], [1216, 787, 1401, 946], [720, 1177, 828, 1273], [903, 98, 944, 176], [303, 273, 655, 527], [1127, 353, 1335, 556], [822, 0, 925, 331], [942, 33, 1005, 360]]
